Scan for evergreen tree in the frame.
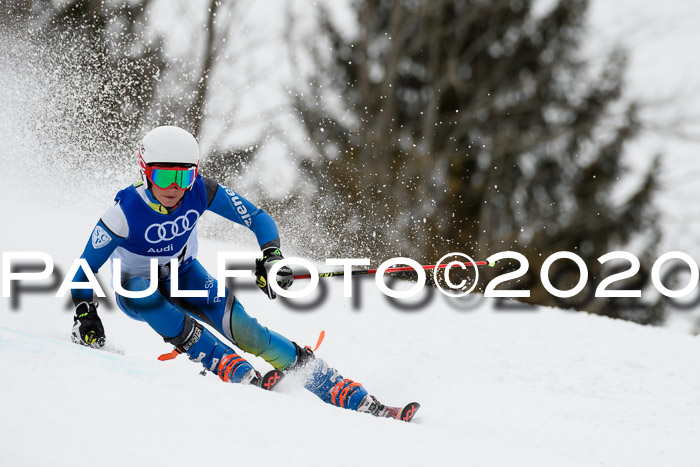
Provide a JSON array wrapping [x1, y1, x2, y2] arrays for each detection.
[[294, 0, 663, 323]]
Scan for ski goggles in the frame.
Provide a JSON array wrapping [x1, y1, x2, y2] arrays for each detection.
[[144, 164, 198, 190]]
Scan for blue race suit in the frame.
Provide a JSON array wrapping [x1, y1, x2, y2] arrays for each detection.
[[71, 176, 368, 409]]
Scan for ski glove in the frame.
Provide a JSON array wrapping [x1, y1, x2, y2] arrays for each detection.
[[255, 248, 294, 299], [71, 301, 105, 348]]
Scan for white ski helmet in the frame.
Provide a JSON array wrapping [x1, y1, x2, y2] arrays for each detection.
[[137, 126, 200, 190], [137, 125, 200, 169]]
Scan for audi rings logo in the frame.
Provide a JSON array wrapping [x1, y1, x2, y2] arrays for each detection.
[[145, 209, 200, 244]]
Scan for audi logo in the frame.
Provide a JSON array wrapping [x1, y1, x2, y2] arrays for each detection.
[[145, 209, 200, 244]]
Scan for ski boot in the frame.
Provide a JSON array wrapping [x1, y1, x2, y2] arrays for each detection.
[[216, 352, 260, 384], [289, 342, 420, 421], [217, 352, 284, 391], [218, 354, 285, 390], [285, 343, 378, 411], [285, 343, 367, 409], [159, 315, 284, 390]]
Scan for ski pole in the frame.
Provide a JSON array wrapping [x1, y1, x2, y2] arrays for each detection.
[[292, 260, 495, 280]]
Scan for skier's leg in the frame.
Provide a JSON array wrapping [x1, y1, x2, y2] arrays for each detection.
[[290, 347, 418, 420], [227, 299, 371, 411], [115, 276, 259, 384], [227, 298, 297, 369], [169, 261, 373, 410], [167, 260, 297, 370]]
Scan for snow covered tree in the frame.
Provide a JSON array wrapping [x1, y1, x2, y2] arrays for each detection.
[[3, 0, 257, 182], [22, 0, 167, 141], [294, 0, 663, 323]]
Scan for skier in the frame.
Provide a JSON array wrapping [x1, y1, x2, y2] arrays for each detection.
[[70, 125, 418, 421]]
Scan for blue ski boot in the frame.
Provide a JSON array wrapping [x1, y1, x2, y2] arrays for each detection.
[[288, 343, 420, 421], [160, 314, 260, 384], [287, 343, 369, 410]]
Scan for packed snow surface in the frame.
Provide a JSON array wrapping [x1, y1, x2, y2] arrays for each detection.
[[1, 188, 699, 467], [2, 1, 700, 465]]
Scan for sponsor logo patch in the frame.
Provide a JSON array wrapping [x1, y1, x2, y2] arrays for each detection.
[[91, 225, 112, 249], [224, 187, 252, 227], [144, 209, 200, 244]]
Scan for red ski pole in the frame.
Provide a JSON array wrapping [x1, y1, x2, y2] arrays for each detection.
[[292, 260, 495, 280]]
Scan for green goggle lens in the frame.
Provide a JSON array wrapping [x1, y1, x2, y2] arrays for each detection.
[[149, 167, 197, 190]]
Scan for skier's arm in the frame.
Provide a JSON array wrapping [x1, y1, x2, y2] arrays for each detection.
[[203, 177, 280, 250], [70, 205, 126, 347], [203, 177, 293, 299], [70, 206, 126, 306]]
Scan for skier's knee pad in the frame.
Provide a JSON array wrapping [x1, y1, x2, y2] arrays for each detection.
[[229, 299, 296, 369]]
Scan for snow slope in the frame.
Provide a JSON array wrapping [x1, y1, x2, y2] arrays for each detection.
[[1, 186, 700, 467], [2, 2, 700, 464]]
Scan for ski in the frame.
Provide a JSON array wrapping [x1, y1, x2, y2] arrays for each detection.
[[259, 369, 285, 391], [378, 401, 420, 422], [398, 402, 420, 422], [359, 395, 420, 422]]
